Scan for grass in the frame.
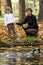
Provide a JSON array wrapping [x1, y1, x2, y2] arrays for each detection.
[[26, 36, 37, 42], [0, 20, 4, 23], [13, 36, 39, 44]]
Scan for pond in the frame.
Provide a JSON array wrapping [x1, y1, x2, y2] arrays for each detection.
[[0, 45, 43, 65]]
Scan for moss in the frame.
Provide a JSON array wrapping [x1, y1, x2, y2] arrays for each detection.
[[26, 36, 37, 43]]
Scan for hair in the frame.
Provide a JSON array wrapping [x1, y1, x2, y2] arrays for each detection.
[[26, 8, 33, 13], [5, 6, 11, 13]]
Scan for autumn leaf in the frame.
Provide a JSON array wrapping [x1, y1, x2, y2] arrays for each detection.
[[0, 24, 26, 43]]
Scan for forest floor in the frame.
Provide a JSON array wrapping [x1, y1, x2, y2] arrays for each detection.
[[0, 22, 43, 44]]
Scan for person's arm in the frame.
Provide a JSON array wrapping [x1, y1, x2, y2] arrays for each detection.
[[12, 14, 15, 23], [16, 17, 28, 25], [4, 15, 7, 26], [22, 17, 28, 24]]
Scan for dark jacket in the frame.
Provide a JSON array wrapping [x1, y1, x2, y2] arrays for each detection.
[[17, 14, 38, 29]]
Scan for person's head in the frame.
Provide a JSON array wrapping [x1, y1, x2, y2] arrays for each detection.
[[26, 8, 33, 16], [5, 6, 11, 13]]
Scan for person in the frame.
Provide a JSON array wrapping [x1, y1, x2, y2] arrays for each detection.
[[16, 8, 38, 36], [4, 6, 17, 39]]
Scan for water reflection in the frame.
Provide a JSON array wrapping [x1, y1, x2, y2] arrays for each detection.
[[0, 49, 43, 65]]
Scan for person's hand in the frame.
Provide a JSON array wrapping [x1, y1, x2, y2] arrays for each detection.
[[22, 23, 29, 28], [14, 22, 16, 25], [22, 24, 26, 28], [3, 23, 5, 26]]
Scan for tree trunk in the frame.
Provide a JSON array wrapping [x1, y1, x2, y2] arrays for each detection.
[[0, 10, 1, 16], [19, 0, 25, 22], [5, 0, 12, 13], [0, 0, 1, 16], [38, 0, 43, 22]]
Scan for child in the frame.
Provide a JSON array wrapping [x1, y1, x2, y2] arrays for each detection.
[[4, 6, 17, 39]]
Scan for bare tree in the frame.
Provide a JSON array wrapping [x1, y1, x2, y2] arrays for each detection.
[[0, 0, 1, 15], [19, 0, 25, 22], [38, 0, 43, 22], [5, 0, 12, 13]]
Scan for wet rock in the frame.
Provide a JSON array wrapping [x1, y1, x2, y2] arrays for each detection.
[[0, 40, 10, 47], [8, 42, 31, 47], [32, 40, 42, 46]]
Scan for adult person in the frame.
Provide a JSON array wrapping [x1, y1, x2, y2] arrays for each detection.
[[16, 8, 38, 36]]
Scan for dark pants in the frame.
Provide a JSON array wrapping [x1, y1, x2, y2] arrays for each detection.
[[7, 23, 17, 39], [22, 26, 38, 36]]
